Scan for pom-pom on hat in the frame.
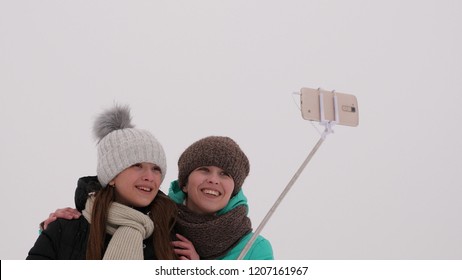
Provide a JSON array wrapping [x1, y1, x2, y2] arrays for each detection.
[[177, 136, 250, 196], [94, 104, 167, 187]]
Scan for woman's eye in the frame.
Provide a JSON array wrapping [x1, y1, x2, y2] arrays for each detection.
[[221, 172, 230, 177], [152, 166, 161, 173], [132, 163, 142, 168]]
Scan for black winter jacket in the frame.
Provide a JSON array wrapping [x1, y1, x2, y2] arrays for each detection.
[[27, 176, 162, 259], [27, 216, 158, 259]]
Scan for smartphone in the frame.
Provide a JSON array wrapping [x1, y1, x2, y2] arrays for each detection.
[[300, 87, 359, 127]]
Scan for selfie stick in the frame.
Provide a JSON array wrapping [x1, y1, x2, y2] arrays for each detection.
[[237, 89, 338, 260]]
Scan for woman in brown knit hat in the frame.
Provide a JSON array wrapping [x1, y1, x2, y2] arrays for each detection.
[[168, 136, 273, 260]]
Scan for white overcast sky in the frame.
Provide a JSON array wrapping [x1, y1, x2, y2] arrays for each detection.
[[1, 0, 461, 260]]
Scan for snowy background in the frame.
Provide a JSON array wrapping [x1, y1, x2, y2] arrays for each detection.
[[1, 0, 461, 259]]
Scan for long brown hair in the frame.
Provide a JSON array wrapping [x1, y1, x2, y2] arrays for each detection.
[[86, 187, 178, 259]]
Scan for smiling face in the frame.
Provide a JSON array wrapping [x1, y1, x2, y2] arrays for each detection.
[[183, 166, 235, 215], [109, 162, 162, 208]]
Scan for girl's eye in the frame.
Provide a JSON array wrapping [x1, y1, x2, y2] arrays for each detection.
[[221, 171, 230, 177], [132, 163, 142, 168], [152, 166, 161, 173]]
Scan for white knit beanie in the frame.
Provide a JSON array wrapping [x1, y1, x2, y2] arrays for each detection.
[[94, 104, 167, 187]]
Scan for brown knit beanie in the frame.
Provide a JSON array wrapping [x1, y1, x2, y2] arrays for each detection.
[[178, 136, 250, 196]]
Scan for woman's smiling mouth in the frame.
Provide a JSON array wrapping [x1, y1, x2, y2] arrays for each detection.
[[136, 185, 153, 192], [202, 189, 220, 196]]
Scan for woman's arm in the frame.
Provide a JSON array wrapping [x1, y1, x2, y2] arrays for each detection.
[[41, 207, 81, 230]]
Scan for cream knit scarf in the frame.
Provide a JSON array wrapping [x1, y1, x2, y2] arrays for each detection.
[[82, 196, 154, 260]]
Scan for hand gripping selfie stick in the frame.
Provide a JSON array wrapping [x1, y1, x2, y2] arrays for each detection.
[[237, 89, 339, 260]]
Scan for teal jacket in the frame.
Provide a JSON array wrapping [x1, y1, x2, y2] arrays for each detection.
[[168, 180, 274, 260]]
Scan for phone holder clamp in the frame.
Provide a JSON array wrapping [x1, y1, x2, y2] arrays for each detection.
[[319, 88, 339, 139]]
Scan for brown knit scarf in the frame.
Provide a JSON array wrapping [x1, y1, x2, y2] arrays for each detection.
[[175, 204, 252, 259]]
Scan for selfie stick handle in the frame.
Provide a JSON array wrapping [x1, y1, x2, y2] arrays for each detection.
[[237, 134, 328, 259], [237, 89, 338, 260]]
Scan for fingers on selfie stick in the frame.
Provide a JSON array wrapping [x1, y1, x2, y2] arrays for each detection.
[[237, 87, 358, 260]]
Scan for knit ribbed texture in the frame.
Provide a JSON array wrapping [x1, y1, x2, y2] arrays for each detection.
[[82, 196, 154, 260], [178, 136, 250, 195], [175, 204, 252, 259], [96, 128, 166, 187]]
